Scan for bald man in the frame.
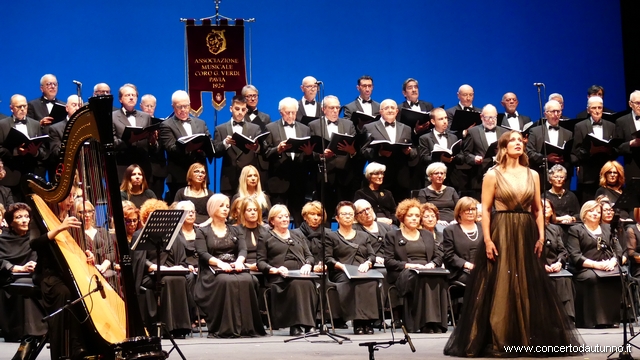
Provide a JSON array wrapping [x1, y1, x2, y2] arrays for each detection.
[[446, 84, 482, 131], [498, 92, 531, 131], [27, 74, 66, 127], [296, 76, 323, 124]]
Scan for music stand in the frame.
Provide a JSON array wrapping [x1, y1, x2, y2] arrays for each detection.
[[608, 178, 640, 360], [131, 209, 187, 360]]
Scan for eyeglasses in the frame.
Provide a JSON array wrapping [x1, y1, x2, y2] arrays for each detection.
[[356, 207, 372, 215], [371, 171, 385, 176], [13, 105, 27, 109], [175, 104, 190, 110], [422, 214, 437, 219], [431, 171, 446, 176], [464, 208, 477, 213], [303, 85, 317, 89], [125, 218, 139, 224], [546, 110, 562, 114], [245, 94, 258, 99], [339, 212, 354, 217], [193, 169, 206, 174], [483, 116, 497, 121], [630, 101, 640, 107], [324, 106, 341, 110], [44, 82, 58, 87]]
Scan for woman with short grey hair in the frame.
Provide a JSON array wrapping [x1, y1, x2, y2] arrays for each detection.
[[353, 162, 397, 225], [416, 162, 459, 225]]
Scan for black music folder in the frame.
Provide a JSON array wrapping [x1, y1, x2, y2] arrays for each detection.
[[122, 123, 161, 143], [299, 116, 319, 126], [49, 103, 68, 123], [3, 128, 50, 151], [231, 131, 270, 154], [282, 270, 320, 279], [483, 141, 499, 160], [150, 117, 164, 125], [585, 134, 624, 149], [558, 118, 581, 134], [592, 267, 620, 278], [177, 133, 215, 162], [342, 264, 384, 280], [351, 111, 379, 129], [431, 139, 462, 161], [410, 267, 450, 275], [368, 139, 412, 154], [450, 110, 481, 132], [328, 132, 370, 155], [399, 108, 430, 128], [285, 135, 325, 153], [548, 269, 573, 278], [544, 140, 573, 158], [501, 121, 535, 136]]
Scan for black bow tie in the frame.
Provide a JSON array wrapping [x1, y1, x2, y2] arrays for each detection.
[[484, 127, 496, 133], [635, 116, 640, 121], [327, 119, 338, 126], [14, 118, 27, 125], [548, 125, 559, 131], [464, 107, 473, 111], [507, 113, 517, 119], [305, 100, 316, 106], [125, 110, 137, 117], [248, 109, 258, 116], [592, 121, 602, 127], [361, 99, 372, 104], [233, 121, 245, 127], [43, 98, 56, 104], [283, 122, 295, 128], [437, 132, 447, 138], [384, 121, 395, 127], [410, 101, 419, 107]]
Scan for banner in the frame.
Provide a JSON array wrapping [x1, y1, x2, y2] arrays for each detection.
[[186, 19, 247, 114]]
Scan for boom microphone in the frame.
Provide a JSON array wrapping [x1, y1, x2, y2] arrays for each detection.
[[95, 277, 106, 299], [315, 81, 323, 85], [533, 83, 545, 87], [401, 325, 416, 352], [73, 80, 82, 86]]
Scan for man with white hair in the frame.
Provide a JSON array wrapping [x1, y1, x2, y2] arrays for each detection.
[[264, 97, 314, 225], [27, 74, 65, 127], [571, 96, 617, 202], [616, 90, 640, 178], [548, 93, 570, 120], [296, 76, 322, 124], [462, 104, 507, 199], [446, 84, 482, 131], [159, 90, 213, 202], [241, 85, 271, 131]]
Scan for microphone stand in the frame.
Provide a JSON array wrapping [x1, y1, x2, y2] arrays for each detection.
[[74, 81, 83, 107], [358, 325, 415, 360], [42, 275, 103, 323], [535, 83, 550, 249]]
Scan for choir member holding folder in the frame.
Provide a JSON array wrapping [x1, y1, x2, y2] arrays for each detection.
[[325, 201, 379, 335]]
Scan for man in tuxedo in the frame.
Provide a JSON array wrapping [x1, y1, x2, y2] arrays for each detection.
[[616, 91, 640, 179], [549, 93, 570, 120], [0, 95, 48, 201], [362, 99, 417, 202], [463, 104, 507, 200], [575, 85, 615, 119], [526, 100, 574, 187], [140, 94, 167, 199], [498, 92, 532, 131], [112, 84, 159, 181], [264, 97, 314, 225], [308, 95, 358, 219], [93, 83, 111, 96], [397, 78, 434, 144], [213, 95, 262, 197], [418, 107, 466, 190], [446, 84, 482, 131], [27, 74, 65, 127], [242, 85, 271, 191], [571, 96, 617, 202], [159, 90, 213, 203], [47, 95, 81, 179], [296, 76, 322, 124], [342, 75, 381, 132]]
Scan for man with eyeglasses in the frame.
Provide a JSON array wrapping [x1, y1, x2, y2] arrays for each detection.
[[571, 96, 618, 202], [296, 76, 322, 124], [548, 93, 570, 120], [27, 74, 65, 127], [308, 95, 357, 219], [462, 104, 507, 200], [498, 92, 532, 131], [241, 85, 271, 132], [159, 90, 213, 203], [615, 90, 640, 179], [526, 100, 574, 188], [0, 95, 48, 201]]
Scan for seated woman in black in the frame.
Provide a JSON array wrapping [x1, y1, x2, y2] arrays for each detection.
[[120, 164, 156, 209], [174, 163, 213, 226], [230, 165, 271, 222], [0, 203, 47, 346], [257, 204, 318, 336], [234, 195, 268, 271], [545, 164, 580, 224], [420, 202, 443, 246], [442, 196, 481, 286], [383, 198, 448, 333], [566, 200, 622, 328], [542, 199, 575, 320], [325, 201, 379, 335], [353, 162, 396, 225], [353, 199, 392, 264], [194, 194, 265, 338], [417, 162, 459, 226], [298, 200, 328, 269], [174, 200, 200, 328]]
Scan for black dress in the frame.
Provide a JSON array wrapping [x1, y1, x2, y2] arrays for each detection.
[[257, 229, 318, 329], [566, 223, 622, 328], [543, 223, 576, 319], [0, 230, 47, 342], [194, 225, 265, 337], [353, 187, 398, 224], [230, 192, 271, 222], [325, 230, 378, 323], [383, 229, 448, 333], [545, 189, 580, 219], [417, 186, 459, 223], [298, 222, 329, 265], [174, 187, 214, 224], [353, 221, 393, 306], [444, 169, 582, 357], [234, 224, 268, 265], [442, 223, 482, 285], [120, 189, 156, 209]]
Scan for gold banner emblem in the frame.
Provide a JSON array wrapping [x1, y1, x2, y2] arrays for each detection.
[[206, 29, 227, 55]]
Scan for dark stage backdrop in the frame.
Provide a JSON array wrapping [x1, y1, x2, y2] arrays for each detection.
[[1, 0, 625, 193]]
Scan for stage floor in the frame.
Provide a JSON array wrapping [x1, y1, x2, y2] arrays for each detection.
[[1, 326, 636, 360]]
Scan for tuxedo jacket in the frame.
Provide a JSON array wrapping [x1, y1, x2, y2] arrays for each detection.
[[445, 104, 482, 132], [213, 120, 262, 193], [497, 113, 532, 130], [47, 119, 66, 165], [342, 98, 381, 132], [571, 118, 617, 184], [616, 113, 640, 179], [382, 229, 443, 284], [398, 100, 435, 144], [27, 95, 65, 121], [112, 109, 158, 178], [0, 113, 7, 120], [526, 124, 574, 180], [418, 131, 465, 169], [263, 120, 312, 194], [159, 115, 211, 184], [244, 109, 271, 132], [308, 117, 357, 181], [0, 116, 48, 186], [296, 99, 322, 123], [463, 126, 507, 190], [575, 107, 615, 120]]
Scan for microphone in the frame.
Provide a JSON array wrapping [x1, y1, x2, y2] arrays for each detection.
[[401, 325, 416, 352], [95, 277, 106, 299], [315, 81, 323, 85], [533, 83, 545, 87], [73, 80, 82, 86]]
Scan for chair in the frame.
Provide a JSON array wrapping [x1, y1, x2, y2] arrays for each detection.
[[447, 281, 466, 328], [2, 281, 49, 360], [262, 288, 274, 336], [325, 280, 387, 333]]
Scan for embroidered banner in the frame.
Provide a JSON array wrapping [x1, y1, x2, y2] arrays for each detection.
[[185, 19, 247, 114]]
